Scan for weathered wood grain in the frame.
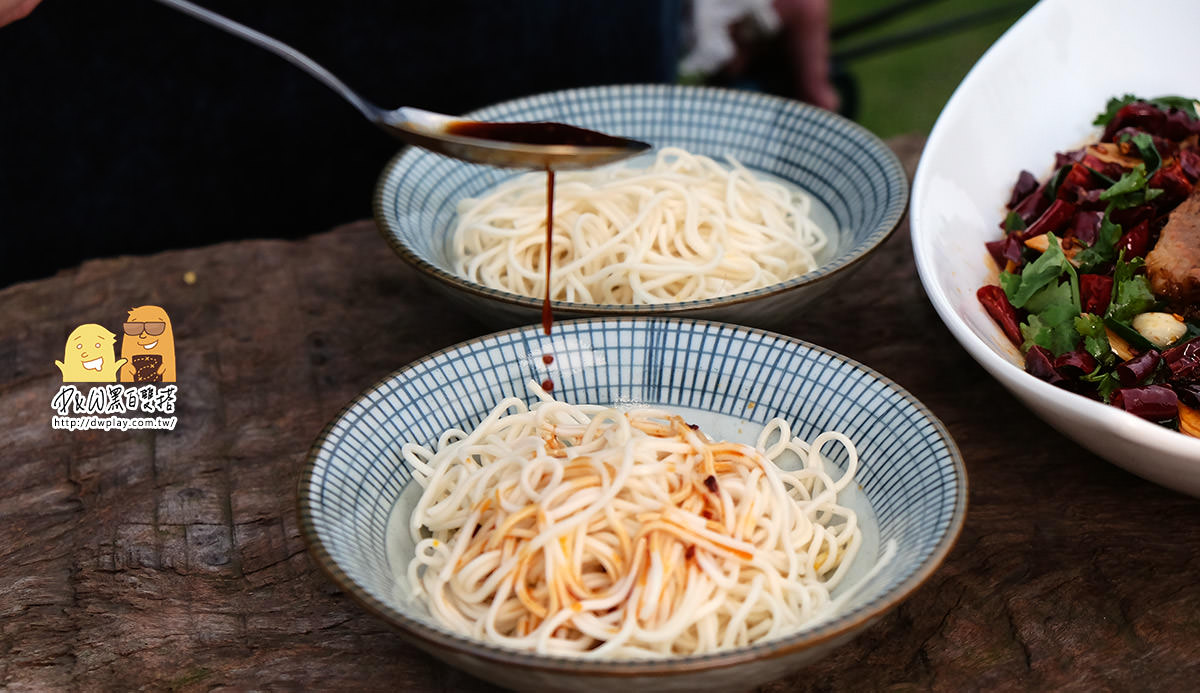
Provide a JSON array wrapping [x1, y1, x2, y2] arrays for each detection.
[[2, 135, 1198, 692]]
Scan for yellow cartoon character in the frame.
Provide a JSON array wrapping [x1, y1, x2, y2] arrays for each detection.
[[55, 324, 127, 382], [119, 305, 176, 383]]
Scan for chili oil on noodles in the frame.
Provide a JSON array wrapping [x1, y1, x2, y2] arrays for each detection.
[[385, 383, 890, 659]]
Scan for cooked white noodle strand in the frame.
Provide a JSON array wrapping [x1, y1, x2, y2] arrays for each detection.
[[451, 148, 829, 305], [400, 381, 892, 657]]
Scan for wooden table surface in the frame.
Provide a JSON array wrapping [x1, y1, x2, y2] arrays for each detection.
[[3, 135, 1198, 692]]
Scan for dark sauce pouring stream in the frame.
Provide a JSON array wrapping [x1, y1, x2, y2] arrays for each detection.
[[542, 170, 555, 336], [540, 170, 555, 391], [441, 121, 632, 388]]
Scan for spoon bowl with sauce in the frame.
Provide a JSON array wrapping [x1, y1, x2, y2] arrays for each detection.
[[153, 0, 651, 171]]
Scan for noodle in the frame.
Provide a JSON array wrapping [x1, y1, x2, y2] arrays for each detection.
[[400, 382, 883, 658], [451, 147, 829, 305]]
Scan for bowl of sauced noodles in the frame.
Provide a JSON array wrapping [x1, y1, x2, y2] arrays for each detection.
[[374, 85, 907, 329], [298, 318, 966, 692]]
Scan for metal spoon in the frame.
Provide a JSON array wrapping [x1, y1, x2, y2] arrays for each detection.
[[152, 0, 651, 170]]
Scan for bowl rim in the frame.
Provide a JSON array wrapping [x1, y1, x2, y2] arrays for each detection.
[[909, 0, 1200, 459], [371, 83, 909, 318], [296, 316, 968, 676]]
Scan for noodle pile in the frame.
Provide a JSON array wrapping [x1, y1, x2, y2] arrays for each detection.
[[450, 147, 829, 305], [401, 383, 875, 658]]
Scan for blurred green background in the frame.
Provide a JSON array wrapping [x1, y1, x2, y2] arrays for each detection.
[[829, 0, 1038, 138]]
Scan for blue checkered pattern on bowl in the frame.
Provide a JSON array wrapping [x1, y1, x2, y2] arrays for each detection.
[[374, 84, 907, 311], [299, 318, 965, 670]]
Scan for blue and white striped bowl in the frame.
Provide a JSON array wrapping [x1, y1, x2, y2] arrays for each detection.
[[298, 318, 966, 692], [373, 85, 907, 329]]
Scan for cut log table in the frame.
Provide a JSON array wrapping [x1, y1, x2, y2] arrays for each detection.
[[3, 135, 1198, 692]]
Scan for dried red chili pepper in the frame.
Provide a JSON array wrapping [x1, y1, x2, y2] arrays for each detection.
[[977, 285, 1023, 347], [1148, 162, 1192, 208], [1116, 219, 1150, 258], [1021, 199, 1077, 240], [1079, 274, 1114, 315]]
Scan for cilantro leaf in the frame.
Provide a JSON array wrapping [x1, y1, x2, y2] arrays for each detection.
[[999, 270, 1022, 301], [1021, 301, 1081, 356], [1074, 207, 1123, 272], [1024, 280, 1073, 314], [1099, 164, 1163, 209], [1042, 302, 1084, 354], [1006, 234, 1077, 309], [1130, 132, 1161, 174], [1100, 164, 1149, 199], [1106, 256, 1158, 322], [1075, 313, 1115, 368], [1109, 278, 1157, 322], [1111, 253, 1142, 285], [1009, 235, 1083, 357], [1115, 187, 1163, 210], [1082, 366, 1122, 403]]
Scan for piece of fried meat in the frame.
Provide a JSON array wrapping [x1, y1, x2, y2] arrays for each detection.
[[1147, 183, 1200, 316]]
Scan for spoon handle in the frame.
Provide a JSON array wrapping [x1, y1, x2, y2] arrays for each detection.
[[152, 0, 383, 122]]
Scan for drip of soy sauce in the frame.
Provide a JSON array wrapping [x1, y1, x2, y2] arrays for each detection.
[[441, 118, 639, 341], [445, 119, 603, 390], [541, 169, 555, 336], [541, 169, 556, 390]]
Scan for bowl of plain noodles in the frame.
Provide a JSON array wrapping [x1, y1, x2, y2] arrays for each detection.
[[298, 318, 966, 692], [373, 85, 908, 329]]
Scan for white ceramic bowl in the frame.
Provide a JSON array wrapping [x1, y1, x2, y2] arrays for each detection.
[[912, 0, 1200, 496], [298, 318, 966, 692]]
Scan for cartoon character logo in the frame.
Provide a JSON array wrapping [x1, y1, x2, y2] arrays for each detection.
[[119, 305, 176, 383], [55, 324, 127, 382]]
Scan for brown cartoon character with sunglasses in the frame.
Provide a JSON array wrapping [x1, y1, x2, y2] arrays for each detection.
[[119, 305, 176, 383]]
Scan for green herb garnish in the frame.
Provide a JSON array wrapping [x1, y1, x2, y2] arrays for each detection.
[[1004, 210, 1027, 233], [1082, 366, 1122, 403], [1128, 132, 1162, 174], [1020, 282, 1083, 355], [1105, 255, 1157, 322], [1003, 234, 1079, 310], [1005, 235, 1083, 357], [1099, 164, 1163, 210], [1075, 313, 1115, 369], [1073, 206, 1123, 272]]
